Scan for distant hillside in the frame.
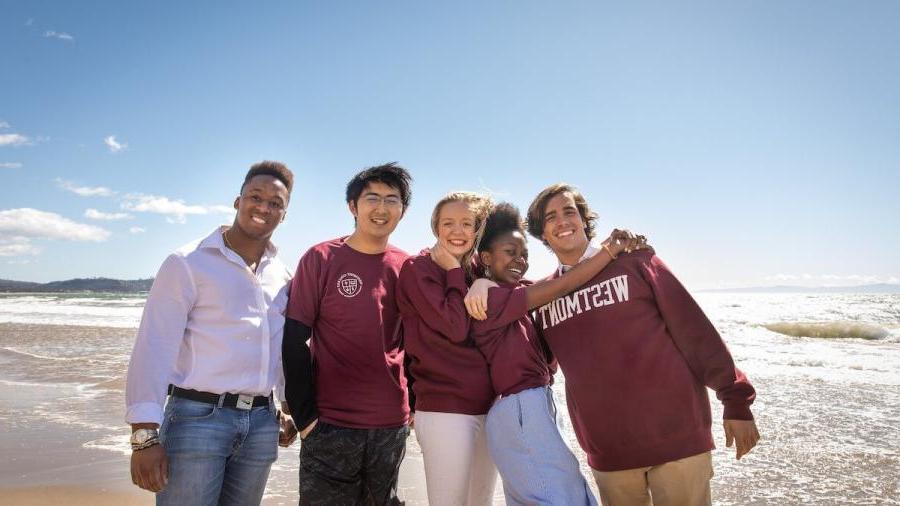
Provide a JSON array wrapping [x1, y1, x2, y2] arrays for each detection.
[[0, 277, 153, 293], [698, 284, 900, 294]]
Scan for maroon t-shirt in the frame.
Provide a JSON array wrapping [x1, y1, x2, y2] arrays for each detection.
[[396, 251, 495, 415], [470, 282, 552, 397], [287, 237, 410, 429], [534, 250, 755, 471]]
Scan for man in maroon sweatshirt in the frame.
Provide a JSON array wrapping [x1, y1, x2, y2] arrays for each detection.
[[525, 183, 760, 506]]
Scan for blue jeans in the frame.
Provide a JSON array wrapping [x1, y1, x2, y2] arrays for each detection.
[[486, 386, 597, 506], [157, 396, 279, 506]]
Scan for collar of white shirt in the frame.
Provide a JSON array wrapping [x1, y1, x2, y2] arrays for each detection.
[[558, 245, 599, 276], [201, 225, 279, 261]]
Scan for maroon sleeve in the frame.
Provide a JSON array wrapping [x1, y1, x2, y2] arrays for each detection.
[[473, 285, 528, 332], [398, 260, 471, 343], [286, 247, 323, 328], [639, 254, 756, 420]]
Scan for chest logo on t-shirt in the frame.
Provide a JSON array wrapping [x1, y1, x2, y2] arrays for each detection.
[[337, 272, 363, 298]]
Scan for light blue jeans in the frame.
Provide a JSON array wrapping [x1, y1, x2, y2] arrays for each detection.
[[486, 386, 597, 506], [157, 396, 279, 506]]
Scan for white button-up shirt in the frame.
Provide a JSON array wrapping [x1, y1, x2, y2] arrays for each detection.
[[125, 227, 292, 425], [557, 245, 600, 275]]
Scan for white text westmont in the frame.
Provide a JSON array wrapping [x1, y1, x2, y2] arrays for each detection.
[[537, 275, 630, 329]]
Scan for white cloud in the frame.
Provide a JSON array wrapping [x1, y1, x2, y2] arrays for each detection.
[[0, 134, 30, 146], [85, 208, 132, 221], [121, 193, 230, 224], [0, 121, 9, 129], [0, 209, 110, 252], [43, 30, 74, 41], [129, 226, 146, 234], [0, 236, 41, 257], [104, 135, 127, 153], [208, 205, 235, 214], [0, 162, 22, 169], [55, 178, 116, 197]]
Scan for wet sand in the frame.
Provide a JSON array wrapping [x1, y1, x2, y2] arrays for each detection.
[[0, 406, 431, 506]]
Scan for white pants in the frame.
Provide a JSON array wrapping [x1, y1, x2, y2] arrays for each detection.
[[414, 410, 498, 506]]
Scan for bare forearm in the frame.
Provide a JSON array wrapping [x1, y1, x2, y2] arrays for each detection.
[[525, 247, 615, 309]]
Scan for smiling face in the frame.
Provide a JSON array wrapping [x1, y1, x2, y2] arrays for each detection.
[[435, 200, 477, 260], [232, 174, 289, 240], [541, 191, 590, 264], [480, 230, 529, 284], [348, 181, 404, 242]]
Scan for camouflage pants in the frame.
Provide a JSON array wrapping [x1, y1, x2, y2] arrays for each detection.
[[298, 421, 409, 505]]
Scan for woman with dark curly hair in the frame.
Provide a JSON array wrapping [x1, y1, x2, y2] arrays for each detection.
[[467, 202, 643, 505]]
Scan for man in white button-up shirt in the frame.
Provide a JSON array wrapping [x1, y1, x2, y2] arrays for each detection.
[[126, 161, 309, 505]]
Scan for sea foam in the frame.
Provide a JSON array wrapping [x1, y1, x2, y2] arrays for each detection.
[[763, 321, 889, 340]]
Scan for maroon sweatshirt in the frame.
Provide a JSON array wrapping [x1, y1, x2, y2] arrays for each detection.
[[287, 238, 410, 429], [534, 250, 755, 472], [471, 282, 552, 397], [396, 251, 495, 415]]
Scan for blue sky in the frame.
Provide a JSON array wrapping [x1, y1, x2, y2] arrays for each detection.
[[1, 1, 898, 288]]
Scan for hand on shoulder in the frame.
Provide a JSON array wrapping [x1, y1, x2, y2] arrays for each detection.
[[601, 229, 654, 258]]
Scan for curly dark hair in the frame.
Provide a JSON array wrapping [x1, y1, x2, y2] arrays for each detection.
[[477, 202, 525, 253], [526, 183, 597, 247]]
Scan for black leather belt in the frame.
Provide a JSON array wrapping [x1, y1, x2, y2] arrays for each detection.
[[168, 385, 270, 410]]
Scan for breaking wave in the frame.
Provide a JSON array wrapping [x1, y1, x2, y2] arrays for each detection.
[[763, 321, 889, 340]]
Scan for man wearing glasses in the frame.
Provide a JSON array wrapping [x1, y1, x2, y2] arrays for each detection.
[[283, 163, 413, 505]]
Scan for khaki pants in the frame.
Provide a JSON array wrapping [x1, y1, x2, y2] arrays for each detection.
[[591, 451, 713, 506]]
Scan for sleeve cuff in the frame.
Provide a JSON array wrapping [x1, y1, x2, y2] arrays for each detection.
[[126, 402, 164, 426], [723, 403, 754, 421], [293, 408, 319, 431]]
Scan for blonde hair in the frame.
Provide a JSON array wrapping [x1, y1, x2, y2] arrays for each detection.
[[431, 191, 494, 279]]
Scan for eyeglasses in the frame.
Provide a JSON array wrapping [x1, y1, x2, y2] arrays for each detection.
[[362, 194, 403, 208]]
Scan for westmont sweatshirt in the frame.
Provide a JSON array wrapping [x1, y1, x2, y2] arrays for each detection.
[[534, 250, 755, 472]]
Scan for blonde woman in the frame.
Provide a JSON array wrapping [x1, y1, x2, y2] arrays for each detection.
[[396, 192, 498, 505]]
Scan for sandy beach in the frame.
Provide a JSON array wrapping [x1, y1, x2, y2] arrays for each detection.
[[2, 292, 899, 504], [0, 428, 432, 506], [0, 324, 433, 505]]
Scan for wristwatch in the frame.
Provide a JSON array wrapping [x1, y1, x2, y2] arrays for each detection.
[[130, 428, 159, 449]]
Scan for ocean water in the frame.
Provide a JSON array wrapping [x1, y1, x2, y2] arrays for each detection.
[[0, 291, 898, 504]]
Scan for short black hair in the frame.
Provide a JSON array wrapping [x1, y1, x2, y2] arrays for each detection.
[[477, 202, 525, 253], [242, 160, 294, 194], [345, 162, 412, 208]]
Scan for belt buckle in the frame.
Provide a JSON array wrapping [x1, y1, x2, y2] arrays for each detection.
[[236, 394, 254, 410]]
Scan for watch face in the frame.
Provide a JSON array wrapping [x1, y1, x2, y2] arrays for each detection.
[[131, 429, 157, 444]]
